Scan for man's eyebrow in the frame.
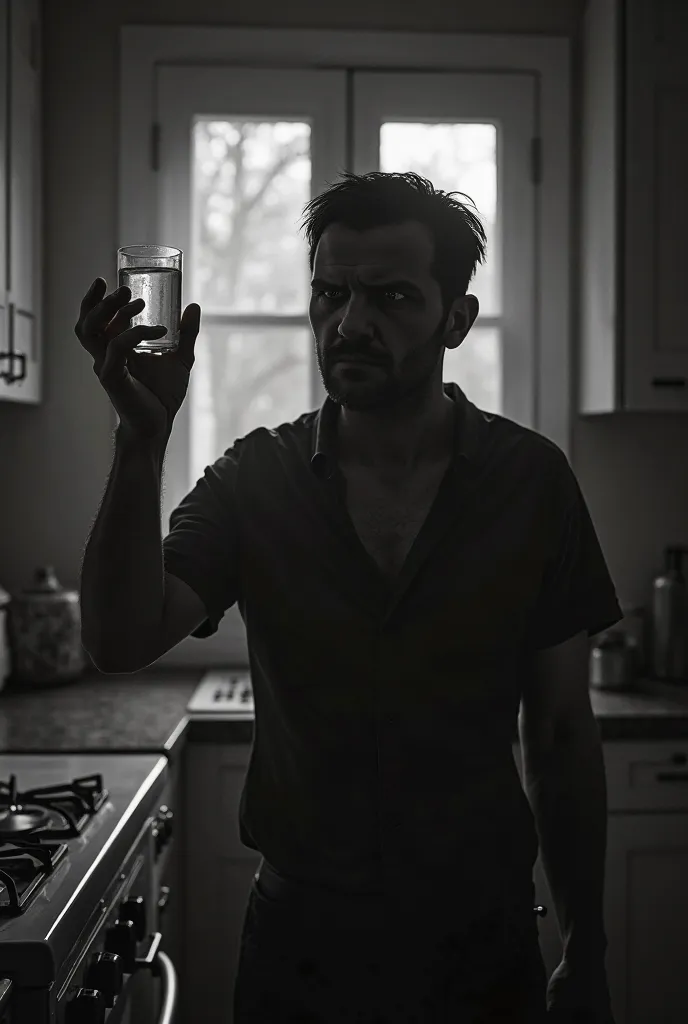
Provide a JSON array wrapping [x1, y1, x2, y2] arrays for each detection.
[[310, 276, 423, 295]]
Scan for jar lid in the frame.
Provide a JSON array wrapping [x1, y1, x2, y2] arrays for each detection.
[[21, 566, 64, 595]]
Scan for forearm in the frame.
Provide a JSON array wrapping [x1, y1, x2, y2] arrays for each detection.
[[520, 714, 609, 967], [80, 425, 168, 672]]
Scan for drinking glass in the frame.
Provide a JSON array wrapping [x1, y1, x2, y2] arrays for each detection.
[[117, 244, 182, 354]]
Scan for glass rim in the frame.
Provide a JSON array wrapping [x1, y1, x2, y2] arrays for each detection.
[[118, 244, 182, 260]]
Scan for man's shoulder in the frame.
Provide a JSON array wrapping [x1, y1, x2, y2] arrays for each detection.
[[481, 408, 570, 476], [219, 408, 318, 468]]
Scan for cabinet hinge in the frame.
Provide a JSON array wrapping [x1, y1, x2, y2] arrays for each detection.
[[530, 136, 542, 186], [151, 123, 160, 173]]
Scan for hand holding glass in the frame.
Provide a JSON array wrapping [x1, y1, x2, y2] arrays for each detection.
[[117, 244, 182, 354]]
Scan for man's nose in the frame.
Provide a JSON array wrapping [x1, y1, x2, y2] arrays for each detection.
[[337, 295, 374, 339]]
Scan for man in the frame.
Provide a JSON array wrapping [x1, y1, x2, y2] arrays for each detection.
[[78, 172, 621, 1023]]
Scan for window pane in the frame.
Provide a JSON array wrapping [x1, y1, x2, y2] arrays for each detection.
[[190, 324, 312, 477], [379, 123, 499, 316], [192, 120, 311, 314], [443, 325, 501, 415]]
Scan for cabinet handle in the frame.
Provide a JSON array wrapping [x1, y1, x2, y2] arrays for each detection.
[[651, 378, 687, 388], [655, 771, 688, 782], [0, 304, 27, 384]]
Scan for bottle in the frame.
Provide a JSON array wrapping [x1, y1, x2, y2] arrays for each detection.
[[651, 546, 688, 683]]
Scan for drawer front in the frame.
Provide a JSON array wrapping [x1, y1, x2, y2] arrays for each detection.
[[604, 741, 688, 812]]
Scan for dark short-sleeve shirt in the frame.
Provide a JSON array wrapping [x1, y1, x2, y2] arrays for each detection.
[[163, 382, 622, 915]]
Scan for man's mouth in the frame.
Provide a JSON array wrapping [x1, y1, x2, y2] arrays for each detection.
[[332, 356, 385, 366]]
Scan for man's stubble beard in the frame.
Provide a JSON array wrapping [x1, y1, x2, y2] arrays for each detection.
[[315, 319, 447, 412]]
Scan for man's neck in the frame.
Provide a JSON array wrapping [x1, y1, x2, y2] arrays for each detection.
[[336, 391, 455, 473]]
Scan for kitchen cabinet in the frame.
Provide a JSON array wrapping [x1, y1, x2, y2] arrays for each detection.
[[605, 814, 688, 1024], [0, 0, 42, 403], [603, 740, 688, 1024], [579, 0, 688, 413]]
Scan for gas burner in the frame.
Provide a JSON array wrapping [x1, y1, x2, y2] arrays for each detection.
[[0, 840, 68, 914], [0, 773, 109, 841], [0, 776, 52, 841]]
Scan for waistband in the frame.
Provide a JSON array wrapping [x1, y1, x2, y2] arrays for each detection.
[[254, 859, 387, 904], [254, 858, 544, 924]]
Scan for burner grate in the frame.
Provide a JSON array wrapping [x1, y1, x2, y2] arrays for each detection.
[[0, 840, 68, 914], [0, 774, 109, 840]]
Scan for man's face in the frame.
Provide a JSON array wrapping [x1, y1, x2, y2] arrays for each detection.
[[308, 220, 478, 411]]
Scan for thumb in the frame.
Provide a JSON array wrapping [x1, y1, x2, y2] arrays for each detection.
[[178, 303, 201, 367]]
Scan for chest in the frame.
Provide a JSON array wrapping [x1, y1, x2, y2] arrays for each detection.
[[342, 461, 450, 578]]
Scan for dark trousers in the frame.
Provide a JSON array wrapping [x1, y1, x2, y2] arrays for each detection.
[[233, 860, 549, 1024]]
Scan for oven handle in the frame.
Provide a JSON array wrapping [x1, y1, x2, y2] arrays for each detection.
[[136, 930, 163, 969], [155, 951, 178, 1024], [133, 933, 178, 1024]]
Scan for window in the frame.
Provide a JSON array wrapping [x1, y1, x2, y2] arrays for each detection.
[[156, 65, 536, 520]]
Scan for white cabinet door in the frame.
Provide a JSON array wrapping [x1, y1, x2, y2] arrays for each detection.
[[622, 0, 688, 411], [352, 71, 536, 431], [0, 0, 42, 403], [0, 0, 7, 382], [580, 0, 688, 413], [605, 813, 688, 1024]]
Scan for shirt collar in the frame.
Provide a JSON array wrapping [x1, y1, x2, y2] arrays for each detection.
[[310, 381, 490, 480]]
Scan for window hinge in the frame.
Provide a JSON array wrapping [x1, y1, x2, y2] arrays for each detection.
[[530, 137, 542, 186], [151, 123, 160, 172]]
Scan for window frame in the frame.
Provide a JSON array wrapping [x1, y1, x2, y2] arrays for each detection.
[[119, 25, 571, 459]]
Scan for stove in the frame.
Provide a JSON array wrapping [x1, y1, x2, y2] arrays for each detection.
[[0, 753, 177, 1024], [186, 669, 254, 719]]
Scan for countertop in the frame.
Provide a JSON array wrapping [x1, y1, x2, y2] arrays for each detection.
[[0, 669, 687, 762], [0, 668, 202, 761]]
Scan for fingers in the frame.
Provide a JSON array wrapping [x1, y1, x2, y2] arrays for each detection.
[[76, 279, 135, 353], [98, 323, 167, 390], [177, 303, 202, 367], [106, 296, 145, 339], [78, 277, 106, 321]]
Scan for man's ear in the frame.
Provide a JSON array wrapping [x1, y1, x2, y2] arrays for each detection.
[[443, 294, 479, 351]]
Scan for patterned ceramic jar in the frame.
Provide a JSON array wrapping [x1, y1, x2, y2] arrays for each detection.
[[7, 566, 86, 684]]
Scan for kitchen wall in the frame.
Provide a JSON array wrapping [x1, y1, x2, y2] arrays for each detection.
[[1, 0, 686, 651]]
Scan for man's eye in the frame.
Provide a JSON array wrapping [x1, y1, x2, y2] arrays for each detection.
[[384, 291, 407, 302]]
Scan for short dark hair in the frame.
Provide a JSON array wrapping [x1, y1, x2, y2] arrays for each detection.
[[301, 171, 487, 312]]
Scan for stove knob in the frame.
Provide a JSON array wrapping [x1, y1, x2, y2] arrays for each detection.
[[84, 951, 123, 1007], [104, 919, 137, 972], [159, 805, 174, 842], [120, 895, 146, 941], [65, 988, 106, 1024]]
